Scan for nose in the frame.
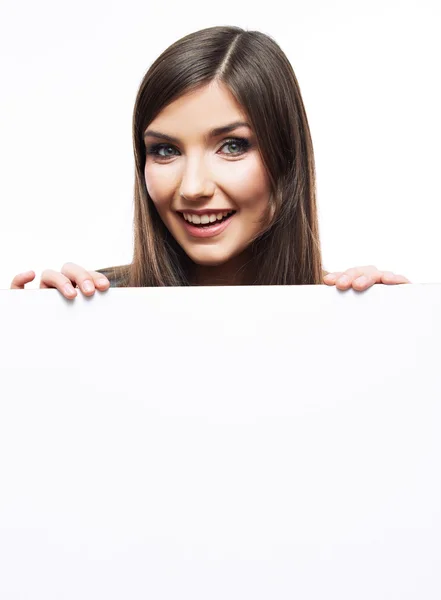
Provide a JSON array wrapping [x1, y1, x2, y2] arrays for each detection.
[[179, 154, 215, 202]]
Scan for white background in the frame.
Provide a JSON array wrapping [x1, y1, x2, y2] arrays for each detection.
[[0, 0, 440, 288]]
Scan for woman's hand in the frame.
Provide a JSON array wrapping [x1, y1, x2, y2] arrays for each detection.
[[10, 263, 110, 299], [323, 265, 411, 290]]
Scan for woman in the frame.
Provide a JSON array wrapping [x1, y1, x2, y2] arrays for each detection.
[[11, 25, 410, 296]]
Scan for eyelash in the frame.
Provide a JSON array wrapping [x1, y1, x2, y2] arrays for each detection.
[[146, 137, 251, 161]]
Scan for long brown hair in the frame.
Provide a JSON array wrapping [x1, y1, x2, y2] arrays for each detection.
[[100, 26, 324, 286]]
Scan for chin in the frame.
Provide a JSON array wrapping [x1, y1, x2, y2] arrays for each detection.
[[188, 254, 231, 267], [183, 246, 240, 267]]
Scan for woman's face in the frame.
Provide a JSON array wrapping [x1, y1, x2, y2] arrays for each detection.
[[143, 80, 272, 267]]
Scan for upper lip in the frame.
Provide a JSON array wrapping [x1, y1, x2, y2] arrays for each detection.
[[176, 208, 236, 215]]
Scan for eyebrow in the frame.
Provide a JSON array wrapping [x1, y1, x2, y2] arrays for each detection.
[[143, 121, 251, 144]]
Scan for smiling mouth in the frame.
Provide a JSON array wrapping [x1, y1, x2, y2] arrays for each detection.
[[178, 210, 236, 227]]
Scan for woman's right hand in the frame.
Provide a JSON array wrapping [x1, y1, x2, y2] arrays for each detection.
[[10, 262, 110, 299]]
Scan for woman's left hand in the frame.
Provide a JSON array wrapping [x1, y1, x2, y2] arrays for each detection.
[[323, 265, 411, 290]]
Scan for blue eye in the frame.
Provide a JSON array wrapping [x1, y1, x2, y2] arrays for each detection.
[[220, 138, 250, 155], [146, 137, 251, 161], [147, 144, 178, 158]]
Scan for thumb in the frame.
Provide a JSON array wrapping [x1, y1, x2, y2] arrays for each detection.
[[10, 271, 36, 289]]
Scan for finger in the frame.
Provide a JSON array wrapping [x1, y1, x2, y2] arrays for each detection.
[[352, 271, 410, 290], [335, 266, 379, 290], [10, 271, 36, 289], [60, 263, 98, 296], [334, 273, 355, 289], [40, 269, 78, 298], [380, 271, 411, 284], [352, 275, 375, 290], [89, 271, 110, 290], [323, 272, 343, 285]]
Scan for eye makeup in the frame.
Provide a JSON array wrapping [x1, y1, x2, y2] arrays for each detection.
[[145, 137, 251, 162]]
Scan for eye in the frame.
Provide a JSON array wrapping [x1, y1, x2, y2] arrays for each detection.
[[146, 143, 180, 160], [145, 137, 251, 162], [219, 137, 250, 156]]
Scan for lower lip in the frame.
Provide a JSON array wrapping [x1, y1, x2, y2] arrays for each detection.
[[179, 213, 235, 238]]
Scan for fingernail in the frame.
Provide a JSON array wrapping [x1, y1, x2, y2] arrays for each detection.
[[338, 275, 350, 285], [324, 274, 336, 281], [355, 276, 367, 286], [83, 280, 93, 292], [64, 284, 76, 296], [97, 278, 108, 287]]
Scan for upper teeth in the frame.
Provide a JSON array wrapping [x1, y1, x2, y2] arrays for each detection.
[[183, 211, 234, 224]]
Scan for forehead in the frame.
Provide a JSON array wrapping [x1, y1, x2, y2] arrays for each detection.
[[146, 81, 248, 135]]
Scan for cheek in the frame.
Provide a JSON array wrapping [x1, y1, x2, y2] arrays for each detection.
[[144, 163, 177, 208], [220, 157, 270, 209]]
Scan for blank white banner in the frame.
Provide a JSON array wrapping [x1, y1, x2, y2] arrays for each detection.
[[0, 284, 440, 599]]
